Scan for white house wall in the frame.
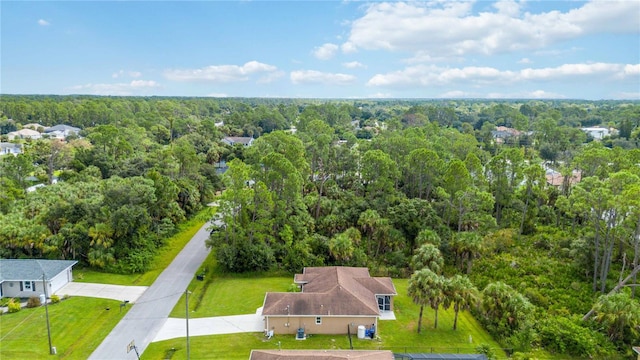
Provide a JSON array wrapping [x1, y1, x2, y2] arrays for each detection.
[[1, 280, 46, 298], [49, 267, 73, 294]]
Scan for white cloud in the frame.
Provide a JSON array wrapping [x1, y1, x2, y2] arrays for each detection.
[[438, 90, 472, 98], [38, 19, 50, 26], [344, 1, 640, 57], [611, 92, 640, 100], [164, 61, 278, 82], [66, 80, 160, 96], [367, 62, 639, 88], [366, 92, 392, 98], [518, 58, 531, 64], [290, 70, 357, 85], [257, 70, 285, 84], [341, 42, 358, 54], [112, 70, 143, 79], [487, 90, 566, 99], [342, 61, 366, 69], [313, 43, 339, 60]]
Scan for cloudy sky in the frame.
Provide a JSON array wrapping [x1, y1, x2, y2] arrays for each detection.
[[2, 1, 639, 99]]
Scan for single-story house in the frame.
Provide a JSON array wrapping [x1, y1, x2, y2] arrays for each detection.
[[23, 123, 48, 132], [633, 346, 640, 360], [44, 124, 81, 139], [261, 266, 396, 336], [545, 168, 581, 187], [7, 128, 42, 140], [0, 259, 77, 298], [222, 136, 254, 147], [581, 126, 612, 140], [250, 350, 394, 360], [0, 142, 22, 156]]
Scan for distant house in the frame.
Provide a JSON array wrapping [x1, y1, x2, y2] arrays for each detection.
[[23, 123, 47, 132], [545, 168, 581, 188], [581, 126, 611, 140], [491, 126, 522, 144], [0, 259, 77, 298], [249, 350, 394, 360], [45, 124, 81, 140], [0, 142, 22, 156], [7, 128, 42, 140], [222, 136, 254, 147], [633, 346, 640, 360], [261, 267, 396, 336]]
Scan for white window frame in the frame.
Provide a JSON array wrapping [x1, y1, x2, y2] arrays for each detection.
[[315, 317, 322, 325], [23, 281, 35, 291]]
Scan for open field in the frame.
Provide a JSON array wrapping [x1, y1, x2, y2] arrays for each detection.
[[0, 297, 128, 359]]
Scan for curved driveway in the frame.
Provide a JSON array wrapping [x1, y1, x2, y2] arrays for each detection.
[[89, 222, 212, 359]]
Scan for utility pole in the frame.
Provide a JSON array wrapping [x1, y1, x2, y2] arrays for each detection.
[[42, 273, 54, 355], [185, 290, 190, 360]]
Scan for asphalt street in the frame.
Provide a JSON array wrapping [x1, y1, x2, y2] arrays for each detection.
[[88, 221, 212, 359]]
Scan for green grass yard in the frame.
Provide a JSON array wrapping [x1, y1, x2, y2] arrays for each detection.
[[0, 297, 128, 359]]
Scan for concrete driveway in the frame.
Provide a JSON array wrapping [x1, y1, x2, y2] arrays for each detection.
[[55, 282, 148, 303], [153, 313, 264, 342]]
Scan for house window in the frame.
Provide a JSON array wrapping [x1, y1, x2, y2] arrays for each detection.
[[377, 295, 391, 311], [23, 281, 35, 292], [315, 317, 322, 325]]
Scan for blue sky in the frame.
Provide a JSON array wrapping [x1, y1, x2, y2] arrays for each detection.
[[2, 1, 639, 99]]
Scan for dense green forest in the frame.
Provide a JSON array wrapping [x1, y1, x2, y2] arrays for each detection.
[[1, 95, 639, 358]]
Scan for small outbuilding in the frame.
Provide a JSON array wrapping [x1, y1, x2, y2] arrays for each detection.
[[0, 259, 77, 298]]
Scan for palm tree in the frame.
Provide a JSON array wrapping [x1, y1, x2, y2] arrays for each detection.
[[415, 229, 441, 247], [408, 269, 430, 334], [411, 243, 444, 273], [451, 231, 483, 274], [427, 274, 446, 329], [408, 268, 445, 332], [329, 233, 354, 263], [358, 209, 384, 256], [481, 282, 533, 339], [443, 275, 479, 330], [593, 292, 640, 343]]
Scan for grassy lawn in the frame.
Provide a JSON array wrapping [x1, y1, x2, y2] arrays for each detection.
[[0, 297, 128, 359], [144, 278, 509, 360], [75, 210, 212, 286], [171, 254, 292, 318]]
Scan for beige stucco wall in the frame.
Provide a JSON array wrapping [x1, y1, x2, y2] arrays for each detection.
[[265, 316, 377, 335]]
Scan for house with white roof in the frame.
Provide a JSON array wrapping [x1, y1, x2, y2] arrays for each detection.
[[0, 142, 22, 156], [7, 128, 42, 140], [44, 125, 81, 140]]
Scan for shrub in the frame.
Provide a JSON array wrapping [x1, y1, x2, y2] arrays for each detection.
[[26, 296, 41, 308], [50, 295, 60, 304], [7, 299, 21, 313], [62, 294, 71, 300], [0, 297, 18, 307]]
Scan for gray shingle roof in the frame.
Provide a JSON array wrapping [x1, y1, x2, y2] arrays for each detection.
[[44, 125, 81, 133], [0, 259, 78, 282]]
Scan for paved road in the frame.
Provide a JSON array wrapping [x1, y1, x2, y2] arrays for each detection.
[[89, 222, 212, 359]]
